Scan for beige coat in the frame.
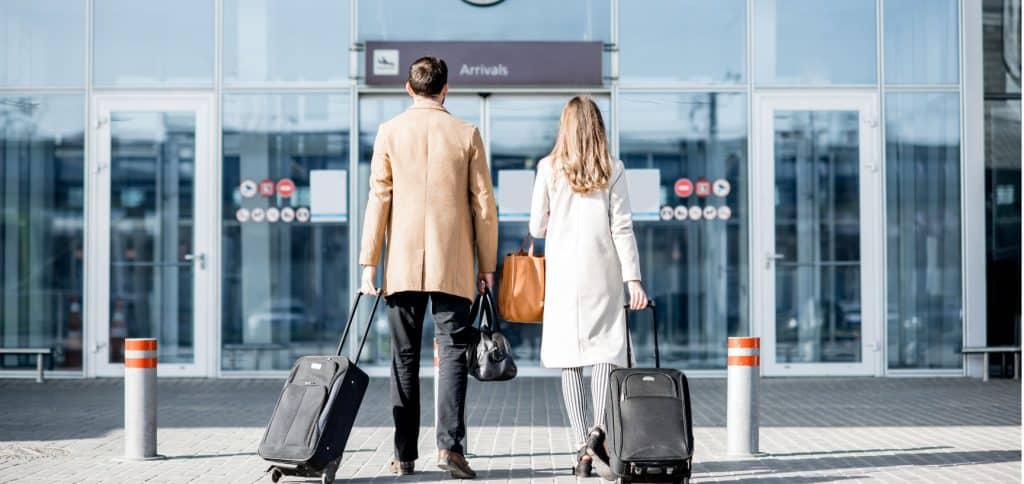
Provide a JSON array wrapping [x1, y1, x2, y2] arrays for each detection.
[[529, 157, 641, 368], [359, 98, 498, 302]]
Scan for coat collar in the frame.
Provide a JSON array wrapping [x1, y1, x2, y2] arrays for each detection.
[[408, 97, 449, 113]]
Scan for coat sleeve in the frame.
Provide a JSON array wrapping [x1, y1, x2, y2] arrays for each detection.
[[528, 160, 550, 238], [359, 122, 392, 266], [608, 161, 642, 282], [468, 127, 498, 273]]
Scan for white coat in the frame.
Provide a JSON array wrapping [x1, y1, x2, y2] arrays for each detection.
[[529, 157, 642, 369]]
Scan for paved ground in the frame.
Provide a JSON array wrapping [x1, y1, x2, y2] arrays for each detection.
[[0, 377, 1018, 483]]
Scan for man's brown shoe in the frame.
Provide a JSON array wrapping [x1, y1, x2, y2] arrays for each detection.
[[437, 450, 476, 479], [389, 459, 415, 476]]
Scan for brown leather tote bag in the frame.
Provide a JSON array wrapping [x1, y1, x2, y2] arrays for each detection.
[[497, 235, 545, 323]]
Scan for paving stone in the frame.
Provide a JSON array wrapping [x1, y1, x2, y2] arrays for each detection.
[[0, 377, 1018, 483]]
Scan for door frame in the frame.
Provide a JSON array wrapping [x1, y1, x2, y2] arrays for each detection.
[[86, 93, 217, 378], [751, 90, 885, 377]]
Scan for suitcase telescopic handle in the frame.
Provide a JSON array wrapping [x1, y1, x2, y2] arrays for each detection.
[[337, 292, 383, 364], [624, 300, 659, 369]]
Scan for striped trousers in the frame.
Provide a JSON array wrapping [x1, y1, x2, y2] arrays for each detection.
[[560, 362, 616, 445]]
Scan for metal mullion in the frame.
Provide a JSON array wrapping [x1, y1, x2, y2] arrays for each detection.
[[82, 0, 95, 378], [222, 82, 355, 91], [0, 87, 86, 93], [211, 0, 224, 378], [877, 0, 889, 377], [617, 84, 747, 93], [356, 86, 613, 95], [745, 0, 756, 346], [883, 84, 961, 92]]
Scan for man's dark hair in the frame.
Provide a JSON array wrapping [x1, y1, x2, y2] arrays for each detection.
[[408, 57, 448, 96]]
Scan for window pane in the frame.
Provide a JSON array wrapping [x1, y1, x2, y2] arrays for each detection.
[[884, 0, 959, 84], [773, 111, 863, 364], [619, 93, 749, 368], [355, 95, 481, 366], [619, 0, 745, 84], [984, 99, 1021, 346], [0, 0, 85, 87], [221, 93, 351, 371], [108, 112, 196, 364], [93, 0, 214, 87], [223, 0, 350, 85], [753, 0, 876, 85], [0, 94, 85, 371], [885, 92, 962, 369], [359, 0, 609, 42], [982, 0, 1021, 94]]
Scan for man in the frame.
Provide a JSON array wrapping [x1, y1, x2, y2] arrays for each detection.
[[359, 56, 497, 479]]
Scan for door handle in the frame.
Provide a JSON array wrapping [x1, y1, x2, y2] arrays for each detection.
[[184, 253, 206, 270], [765, 252, 785, 269]]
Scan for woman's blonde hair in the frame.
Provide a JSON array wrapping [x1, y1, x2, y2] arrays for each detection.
[[549, 95, 612, 194]]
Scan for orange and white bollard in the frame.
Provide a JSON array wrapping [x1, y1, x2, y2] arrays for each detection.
[[124, 338, 161, 460], [727, 337, 760, 456]]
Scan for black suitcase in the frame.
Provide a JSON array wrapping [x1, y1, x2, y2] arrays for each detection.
[[605, 302, 694, 483], [258, 293, 382, 484]]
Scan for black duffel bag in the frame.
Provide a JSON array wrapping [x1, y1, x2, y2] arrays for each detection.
[[468, 287, 517, 381]]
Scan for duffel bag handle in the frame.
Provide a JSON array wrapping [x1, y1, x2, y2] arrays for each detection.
[[337, 292, 384, 364], [624, 300, 658, 369]]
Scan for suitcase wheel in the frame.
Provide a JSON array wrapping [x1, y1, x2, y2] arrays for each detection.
[[269, 467, 284, 483], [320, 456, 341, 484]]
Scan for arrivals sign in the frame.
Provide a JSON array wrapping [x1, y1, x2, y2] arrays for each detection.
[[365, 41, 603, 87]]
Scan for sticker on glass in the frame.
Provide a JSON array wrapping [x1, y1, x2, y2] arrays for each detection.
[[280, 207, 296, 223], [239, 179, 258, 199], [703, 206, 717, 220], [673, 205, 688, 221], [235, 207, 250, 223], [712, 179, 731, 198], [688, 206, 702, 220], [266, 207, 280, 223], [296, 207, 311, 223], [718, 206, 732, 220], [659, 205, 674, 221], [251, 207, 265, 222]]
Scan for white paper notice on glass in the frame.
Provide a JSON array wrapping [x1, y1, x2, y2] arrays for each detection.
[[310, 170, 347, 223], [498, 169, 535, 222], [625, 169, 661, 221]]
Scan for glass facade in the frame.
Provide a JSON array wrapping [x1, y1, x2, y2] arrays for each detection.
[[0, 0, 998, 377], [618, 93, 748, 368], [93, 0, 215, 86], [982, 0, 1022, 348], [885, 92, 962, 369], [223, 0, 351, 85], [0, 94, 86, 370], [0, 0, 85, 87], [753, 0, 877, 85], [619, 0, 746, 84], [221, 93, 351, 371]]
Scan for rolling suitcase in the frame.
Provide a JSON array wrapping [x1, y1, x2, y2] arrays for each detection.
[[605, 302, 694, 483], [258, 292, 382, 484]]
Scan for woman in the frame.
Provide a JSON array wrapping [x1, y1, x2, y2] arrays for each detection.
[[528, 95, 648, 478]]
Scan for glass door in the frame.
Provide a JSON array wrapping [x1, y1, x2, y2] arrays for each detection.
[[488, 95, 610, 367], [89, 94, 215, 377], [753, 92, 883, 376]]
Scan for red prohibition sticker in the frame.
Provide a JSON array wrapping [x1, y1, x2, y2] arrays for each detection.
[[276, 178, 296, 198], [674, 178, 693, 198], [258, 179, 276, 198], [695, 178, 712, 198]]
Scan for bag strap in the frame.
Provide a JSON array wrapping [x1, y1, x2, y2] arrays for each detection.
[[337, 292, 384, 364], [470, 287, 499, 332], [624, 300, 658, 369], [517, 234, 535, 257]]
